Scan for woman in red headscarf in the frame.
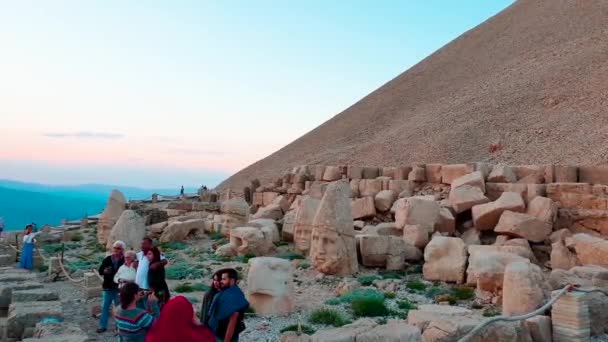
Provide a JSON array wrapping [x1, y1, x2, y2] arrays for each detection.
[[146, 296, 215, 342]]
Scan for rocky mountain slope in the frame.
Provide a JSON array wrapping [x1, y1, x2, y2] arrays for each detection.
[[219, 0, 608, 190]]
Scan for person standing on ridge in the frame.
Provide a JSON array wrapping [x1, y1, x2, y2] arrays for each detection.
[[20, 224, 38, 270], [0, 217, 4, 239], [180, 185, 184, 195]]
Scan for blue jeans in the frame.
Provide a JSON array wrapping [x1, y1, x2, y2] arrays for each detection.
[[99, 289, 119, 329]]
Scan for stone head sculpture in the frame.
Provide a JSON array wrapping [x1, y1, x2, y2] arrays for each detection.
[[309, 180, 358, 276], [293, 196, 320, 253]]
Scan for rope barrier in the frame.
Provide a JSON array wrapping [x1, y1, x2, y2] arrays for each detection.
[[458, 284, 605, 342], [57, 257, 86, 285]]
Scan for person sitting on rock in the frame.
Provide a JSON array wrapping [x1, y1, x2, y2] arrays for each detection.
[[97, 240, 125, 333], [115, 282, 159, 342], [200, 269, 226, 326], [146, 246, 170, 308], [115, 250, 137, 288], [208, 268, 249, 342], [146, 296, 216, 342]]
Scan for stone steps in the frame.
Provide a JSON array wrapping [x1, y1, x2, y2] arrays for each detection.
[[12, 289, 59, 303]]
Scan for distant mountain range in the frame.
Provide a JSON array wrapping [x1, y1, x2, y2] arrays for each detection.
[[0, 179, 198, 230]]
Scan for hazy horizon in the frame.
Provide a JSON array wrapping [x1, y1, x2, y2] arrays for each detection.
[[0, 1, 514, 188]]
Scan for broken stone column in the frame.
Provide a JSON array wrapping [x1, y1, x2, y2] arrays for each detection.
[[552, 290, 590, 342], [82, 272, 102, 299]]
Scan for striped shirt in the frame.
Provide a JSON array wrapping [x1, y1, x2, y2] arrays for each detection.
[[115, 301, 160, 342]]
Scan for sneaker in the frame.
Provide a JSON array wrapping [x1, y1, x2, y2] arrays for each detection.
[[96, 328, 107, 333]]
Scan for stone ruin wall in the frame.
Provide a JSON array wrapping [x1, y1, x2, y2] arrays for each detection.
[[245, 163, 608, 237]]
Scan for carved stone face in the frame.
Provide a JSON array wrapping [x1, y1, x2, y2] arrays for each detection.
[[248, 257, 292, 297], [293, 197, 320, 253], [310, 227, 345, 274]]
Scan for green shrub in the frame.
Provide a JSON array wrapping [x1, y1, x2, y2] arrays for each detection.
[[325, 298, 341, 305], [42, 243, 78, 254], [357, 275, 381, 286], [70, 233, 84, 242], [36, 264, 49, 273], [337, 289, 385, 304], [425, 286, 447, 299], [351, 296, 389, 317], [277, 252, 306, 261], [397, 298, 417, 311], [280, 324, 316, 335], [159, 241, 188, 251], [233, 253, 256, 263], [379, 270, 406, 279], [452, 286, 475, 301], [309, 308, 347, 327], [166, 263, 204, 280], [298, 262, 311, 270], [209, 232, 224, 240], [186, 296, 200, 303], [384, 292, 397, 299], [406, 280, 427, 291], [174, 282, 210, 293]]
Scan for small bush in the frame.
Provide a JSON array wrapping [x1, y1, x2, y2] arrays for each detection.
[[309, 308, 347, 327], [159, 241, 188, 251], [425, 286, 447, 299], [186, 296, 200, 303], [36, 264, 49, 273], [351, 296, 389, 317], [397, 298, 417, 311], [379, 270, 406, 279], [70, 233, 84, 242], [166, 263, 204, 280], [325, 298, 341, 305], [452, 286, 475, 301], [298, 262, 311, 270], [357, 275, 381, 286], [384, 292, 397, 299], [233, 253, 256, 263], [174, 282, 210, 293], [280, 324, 316, 335], [209, 232, 224, 240], [435, 294, 457, 305], [338, 289, 385, 304], [277, 252, 306, 261], [406, 280, 427, 291]]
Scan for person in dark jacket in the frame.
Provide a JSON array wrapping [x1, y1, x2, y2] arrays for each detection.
[[200, 269, 225, 326], [97, 240, 125, 333], [146, 246, 170, 308]]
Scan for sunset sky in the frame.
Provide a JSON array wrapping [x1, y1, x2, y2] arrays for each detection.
[[0, 0, 514, 188]]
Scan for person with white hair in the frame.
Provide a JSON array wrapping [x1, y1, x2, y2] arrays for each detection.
[[97, 240, 125, 333], [114, 250, 137, 288]]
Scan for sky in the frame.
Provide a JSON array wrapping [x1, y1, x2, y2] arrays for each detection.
[[0, 0, 514, 188]]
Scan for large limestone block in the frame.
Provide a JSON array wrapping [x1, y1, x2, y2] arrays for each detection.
[[404, 225, 430, 249], [248, 219, 280, 243], [98, 189, 127, 245], [351, 196, 376, 220], [7, 301, 63, 338], [356, 320, 422, 342], [472, 192, 525, 230], [252, 204, 283, 220], [451, 171, 486, 193], [512, 165, 546, 184], [374, 190, 396, 212], [395, 197, 440, 231], [425, 164, 443, 183], [449, 185, 490, 214], [362, 167, 380, 179], [488, 164, 517, 183], [550, 240, 578, 270], [359, 179, 382, 197], [423, 236, 467, 283], [394, 166, 413, 180], [468, 244, 536, 264], [494, 211, 551, 243], [408, 165, 427, 182], [293, 196, 321, 253], [358, 235, 421, 269], [106, 210, 146, 250], [347, 166, 363, 179], [525, 316, 552, 342], [571, 233, 608, 267], [554, 165, 578, 183], [437, 207, 456, 233], [579, 165, 608, 185], [281, 210, 297, 241], [467, 251, 528, 294], [548, 265, 608, 291], [312, 319, 377, 342], [502, 261, 548, 316], [322, 166, 342, 181], [247, 257, 294, 315], [526, 196, 557, 224], [310, 181, 358, 276], [159, 219, 205, 242], [12, 289, 59, 302], [0, 282, 44, 311], [381, 166, 396, 179], [388, 180, 415, 195], [220, 197, 250, 217], [360, 222, 401, 237], [441, 164, 474, 184], [230, 227, 273, 256]]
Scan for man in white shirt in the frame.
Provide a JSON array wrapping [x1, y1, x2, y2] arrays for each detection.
[[135, 237, 167, 290]]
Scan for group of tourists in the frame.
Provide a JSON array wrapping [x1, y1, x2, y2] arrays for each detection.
[[99, 237, 249, 342]]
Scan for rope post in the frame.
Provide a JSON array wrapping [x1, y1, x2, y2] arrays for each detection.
[[14, 234, 19, 262], [60, 243, 64, 263]]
